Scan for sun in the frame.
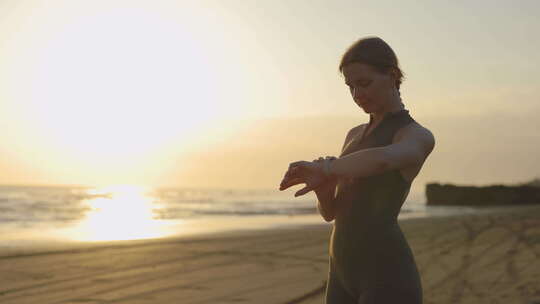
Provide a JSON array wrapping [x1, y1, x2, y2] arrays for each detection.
[[22, 7, 221, 163], [63, 185, 172, 242]]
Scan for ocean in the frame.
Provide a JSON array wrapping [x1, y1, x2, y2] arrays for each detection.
[[0, 184, 488, 249]]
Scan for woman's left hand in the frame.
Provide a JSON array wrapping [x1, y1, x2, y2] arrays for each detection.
[[279, 160, 326, 197]]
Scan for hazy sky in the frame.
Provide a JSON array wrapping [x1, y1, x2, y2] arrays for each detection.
[[0, 0, 539, 197]]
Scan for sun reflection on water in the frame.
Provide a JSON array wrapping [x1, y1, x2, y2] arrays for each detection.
[[65, 185, 172, 242]]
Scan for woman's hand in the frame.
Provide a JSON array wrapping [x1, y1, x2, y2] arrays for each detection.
[[279, 156, 336, 197]]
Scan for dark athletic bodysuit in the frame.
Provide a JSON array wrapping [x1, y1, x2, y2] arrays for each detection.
[[325, 109, 423, 304]]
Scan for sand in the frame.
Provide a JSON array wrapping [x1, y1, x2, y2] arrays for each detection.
[[1, 205, 539, 304]]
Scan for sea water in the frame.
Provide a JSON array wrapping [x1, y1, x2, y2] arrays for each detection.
[[0, 184, 484, 250]]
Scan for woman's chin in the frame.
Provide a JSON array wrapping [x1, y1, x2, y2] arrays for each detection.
[[359, 105, 371, 113], [356, 102, 372, 113]]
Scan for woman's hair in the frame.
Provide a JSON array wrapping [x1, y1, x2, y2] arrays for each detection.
[[338, 36, 404, 92]]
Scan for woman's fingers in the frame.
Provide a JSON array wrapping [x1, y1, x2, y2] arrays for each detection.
[[283, 166, 300, 180], [282, 166, 296, 179], [279, 177, 303, 191], [294, 185, 313, 197], [280, 172, 294, 186], [289, 160, 308, 169], [281, 159, 327, 194], [283, 163, 302, 181]]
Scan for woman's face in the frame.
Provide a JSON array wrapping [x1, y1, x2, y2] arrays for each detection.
[[342, 62, 396, 114]]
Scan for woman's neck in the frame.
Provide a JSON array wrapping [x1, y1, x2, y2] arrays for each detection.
[[370, 97, 404, 125]]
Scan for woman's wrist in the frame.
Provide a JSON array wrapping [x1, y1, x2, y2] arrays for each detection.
[[322, 158, 332, 177], [311, 156, 338, 192], [321, 157, 338, 179], [312, 156, 339, 183]]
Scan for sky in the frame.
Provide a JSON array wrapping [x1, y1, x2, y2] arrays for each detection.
[[0, 0, 539, 197]]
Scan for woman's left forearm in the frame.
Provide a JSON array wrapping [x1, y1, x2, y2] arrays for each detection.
[[327, 147, 389, 180]]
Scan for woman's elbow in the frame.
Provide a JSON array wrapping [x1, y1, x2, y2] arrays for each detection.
[[323, 215, 335, 223], [317, 206, 335, 222], [320, 209, 335, 222]]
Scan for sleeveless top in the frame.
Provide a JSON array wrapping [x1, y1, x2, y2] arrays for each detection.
[[329, 108, 422, 294]]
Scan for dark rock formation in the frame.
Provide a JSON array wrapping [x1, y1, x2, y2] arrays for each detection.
[[426, 182, 540, 206]]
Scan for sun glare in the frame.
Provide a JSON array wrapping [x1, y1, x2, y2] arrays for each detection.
[[65, 185, 171, 242], [19, 6, 221, 164]]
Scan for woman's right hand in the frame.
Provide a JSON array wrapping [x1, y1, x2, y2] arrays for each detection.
[[279, 156, 338, 196]]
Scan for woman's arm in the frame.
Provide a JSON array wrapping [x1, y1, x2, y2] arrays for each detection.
[[314, 178, 338, 222], [314, 126, 362, 222], [326, 124, 435, 180]]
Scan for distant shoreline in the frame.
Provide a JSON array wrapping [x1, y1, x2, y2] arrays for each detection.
[[2, 204, 539, 259]]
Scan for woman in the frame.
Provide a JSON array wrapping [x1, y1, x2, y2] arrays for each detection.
[[279, 36, 435, 304]]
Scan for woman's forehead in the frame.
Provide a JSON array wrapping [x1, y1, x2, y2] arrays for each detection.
[[342, 62, 378, 80]]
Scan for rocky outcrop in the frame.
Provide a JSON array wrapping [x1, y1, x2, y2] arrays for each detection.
[[425, 182, 540, 206]]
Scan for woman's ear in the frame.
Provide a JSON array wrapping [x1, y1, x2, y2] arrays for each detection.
[[388, 67, 399, 81]]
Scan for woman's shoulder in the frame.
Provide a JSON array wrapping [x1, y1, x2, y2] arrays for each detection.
[[393, 121, 435, 149], [342, 123, 367, 150], [348, 123, 368, 140], [400, 121, 434, 137], [349, 123, 366, 136]]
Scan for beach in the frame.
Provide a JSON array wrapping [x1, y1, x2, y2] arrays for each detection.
[[1, 205, 539, 304]]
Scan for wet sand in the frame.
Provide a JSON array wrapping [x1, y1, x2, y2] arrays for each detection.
[[1, 205, 539, 304]]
